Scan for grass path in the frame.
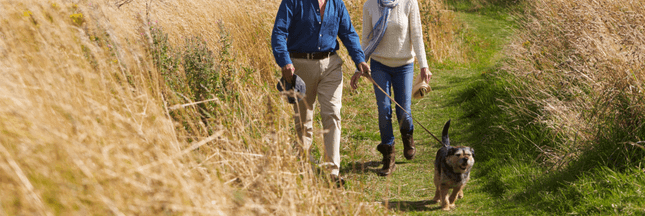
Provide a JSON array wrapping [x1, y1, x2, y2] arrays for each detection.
[[337, 6, 526, 215]]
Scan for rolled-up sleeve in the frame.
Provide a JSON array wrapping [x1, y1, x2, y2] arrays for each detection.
[[337, 1, 365, 66], [271, 0, 293, 67]]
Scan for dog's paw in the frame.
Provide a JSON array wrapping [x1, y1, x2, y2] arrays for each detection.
[[440, 203, 453, 211]]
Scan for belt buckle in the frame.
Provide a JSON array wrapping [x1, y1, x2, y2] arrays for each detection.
[[307, 53, 312, 59]]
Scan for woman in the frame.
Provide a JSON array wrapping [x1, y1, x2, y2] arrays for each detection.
[[350, 0, 431, 176]]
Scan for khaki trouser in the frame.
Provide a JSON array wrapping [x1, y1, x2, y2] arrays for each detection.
[[292, 54, 343, 176]]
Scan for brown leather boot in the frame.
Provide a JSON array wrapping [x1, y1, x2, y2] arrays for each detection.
[[402, 132, 416, 160], [377, 144, 396, 176]]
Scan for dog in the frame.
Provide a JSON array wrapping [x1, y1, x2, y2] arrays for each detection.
[[432, 120, 475, 210]]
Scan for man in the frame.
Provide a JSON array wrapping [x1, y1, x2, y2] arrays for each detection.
[[271, 0, 370, 184]]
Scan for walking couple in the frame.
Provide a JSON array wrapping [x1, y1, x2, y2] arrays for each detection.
[[271, 0, 432, 184]]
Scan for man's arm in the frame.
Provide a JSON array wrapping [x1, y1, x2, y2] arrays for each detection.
[[271, 0, 294, 68], [337, 1, 366, 68], [350, 3, 373, 89], [271, 0, 297, 82]]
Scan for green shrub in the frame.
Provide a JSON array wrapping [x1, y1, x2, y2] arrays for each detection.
[[148, 24, 238, 135]]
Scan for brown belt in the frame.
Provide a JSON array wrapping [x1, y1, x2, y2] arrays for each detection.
[[289, 51, 336, 60]]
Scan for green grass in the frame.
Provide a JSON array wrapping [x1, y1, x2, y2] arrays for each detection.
[[425, 1, 645, 215], [337, 3, 524, 215], [302, 1, 645, 215]]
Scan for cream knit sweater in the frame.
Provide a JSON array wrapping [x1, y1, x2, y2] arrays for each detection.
[[361, 0, 428, 69]]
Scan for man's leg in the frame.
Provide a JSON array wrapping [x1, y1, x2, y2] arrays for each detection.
[[292, 58, 319, 158], [317, 55, 343, 176]]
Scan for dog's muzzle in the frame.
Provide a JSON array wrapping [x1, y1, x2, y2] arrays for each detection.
[[459, 158, 469, 170]]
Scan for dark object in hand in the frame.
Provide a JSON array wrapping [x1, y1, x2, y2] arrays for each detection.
[[276, 74, 306, 104]]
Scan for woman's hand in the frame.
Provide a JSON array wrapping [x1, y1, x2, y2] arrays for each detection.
[[420, 67, 432, 83], [350, 71, 362, 90]]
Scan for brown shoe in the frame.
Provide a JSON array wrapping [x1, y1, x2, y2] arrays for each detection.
[[402, 132, 416, 160], [377, 144, 396, 176]]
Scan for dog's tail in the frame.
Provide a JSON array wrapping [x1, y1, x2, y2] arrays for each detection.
[[442, 120, 451, 147]]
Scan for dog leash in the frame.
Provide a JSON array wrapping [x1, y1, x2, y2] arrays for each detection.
[[363, 74, 444, 146]]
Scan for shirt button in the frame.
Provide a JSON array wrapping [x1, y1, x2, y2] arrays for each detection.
[[319, 34, 322, 36], [318, 47, 321, 50], [319, 22, 321, 24]]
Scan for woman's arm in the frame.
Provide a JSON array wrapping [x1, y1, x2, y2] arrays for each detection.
[[408, 0, 431, 82], [408, 0, 428, 69], [361, 2, 373, 52]]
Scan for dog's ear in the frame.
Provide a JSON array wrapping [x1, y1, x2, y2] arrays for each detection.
[[469, 147, 475, 158]]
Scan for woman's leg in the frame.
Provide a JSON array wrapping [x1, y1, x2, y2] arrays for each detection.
[[371, 60, 396, 176], [391, 63, 416, 159], [370, 60, 395, 146]]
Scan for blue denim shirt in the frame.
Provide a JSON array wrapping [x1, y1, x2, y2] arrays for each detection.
[[271, 0, 366, 68]]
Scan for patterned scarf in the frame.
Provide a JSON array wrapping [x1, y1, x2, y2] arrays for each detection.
[[363, 0, 399, 60]]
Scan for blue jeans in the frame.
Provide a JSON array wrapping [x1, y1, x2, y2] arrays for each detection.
[[371, 60, 414, 146]]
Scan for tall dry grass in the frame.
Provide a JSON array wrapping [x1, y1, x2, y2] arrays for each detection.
[[0, 0, 456, 215], [419, 0, 461, 63], [501, 0, 645, 167]]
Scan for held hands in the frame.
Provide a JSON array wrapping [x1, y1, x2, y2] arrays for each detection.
[[281, 64, 295, 83], [350, 62, 371, 90], [420, 67, 432, 83]]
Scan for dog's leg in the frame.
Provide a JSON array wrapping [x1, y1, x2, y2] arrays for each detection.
[[432, 170, 441, 202], [448, 185, 464, 209], [440, 185, 451, 211], [432, 187, 441, 202], [457, 187, 464, 199]]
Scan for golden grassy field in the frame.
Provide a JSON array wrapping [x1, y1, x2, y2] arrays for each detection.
[[4, 0, 640, 214], [0, 0, 458, 215]]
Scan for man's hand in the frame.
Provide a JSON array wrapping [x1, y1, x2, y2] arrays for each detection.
[[357, 62, 370, 77], [420, 67, 432, 83], [351, 62, 370, 90], [282, 64, 295, 83], [350, 72, 362, 90]]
